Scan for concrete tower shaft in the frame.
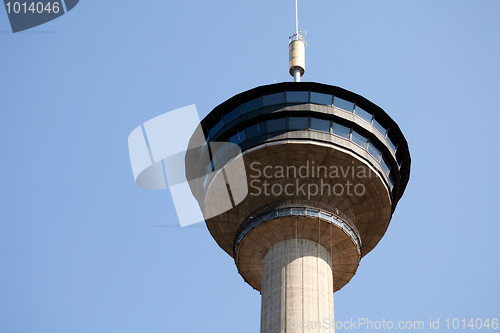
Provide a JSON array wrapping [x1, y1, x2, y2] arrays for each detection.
[[261, 239, 333, 333]]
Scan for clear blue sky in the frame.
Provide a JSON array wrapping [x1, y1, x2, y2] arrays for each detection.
[[1, 1, 499, 332]]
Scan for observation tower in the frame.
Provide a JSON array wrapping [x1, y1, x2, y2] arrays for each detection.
[[186, 3, 411, 332]]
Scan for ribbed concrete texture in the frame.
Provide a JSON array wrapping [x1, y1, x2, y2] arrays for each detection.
[[261, 239, 334, 333]]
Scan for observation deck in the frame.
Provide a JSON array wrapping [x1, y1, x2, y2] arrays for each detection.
[[186, 81, 411, 292]]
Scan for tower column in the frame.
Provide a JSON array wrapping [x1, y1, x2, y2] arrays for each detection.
[[261, 239, 334, 333]]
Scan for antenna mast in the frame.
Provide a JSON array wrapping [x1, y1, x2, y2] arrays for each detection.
[[295, 0, 299, 37], [289, 0, 305, 82]]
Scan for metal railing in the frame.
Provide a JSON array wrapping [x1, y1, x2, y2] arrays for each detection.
[[233, 202, 361, 257]]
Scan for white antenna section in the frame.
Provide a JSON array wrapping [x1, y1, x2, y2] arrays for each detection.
[[295, 0, 298, 37], [289, 0, 305, 82]]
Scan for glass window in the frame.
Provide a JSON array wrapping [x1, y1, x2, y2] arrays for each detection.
[[332, 122, 350, 139], [246, 122, 264, 138], [291, 208, 305, 215], [310, 92, 332, 105], [277, 210, 287, 217], [389, 171, 395, 189], [319, 212, 331, 220], [308, 210, 319, 217], [373, 116, 387, 136], [311, 118, 330, 132], [267, 118, 286, 132], [368, 141, 382, 161], [286, 91, 309, 103], [354, 105, 372, 123], [241, 97, 262, 113], [351, 130, 368, 148], [333, 96, 354, 112], [223, 107, 241, 124], [263, 92, 285, 106], [387, 132, 398, 152], [331, 217, 340, 226], [229, 131, 246, 145], [289, 117, 309, 130], [208, 119, 223, 137], [381, 154, 391, 175]]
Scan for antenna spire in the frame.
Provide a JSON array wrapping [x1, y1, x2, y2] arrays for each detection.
[[295, 0, 299, 37], [289, 0, 305, 82]]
